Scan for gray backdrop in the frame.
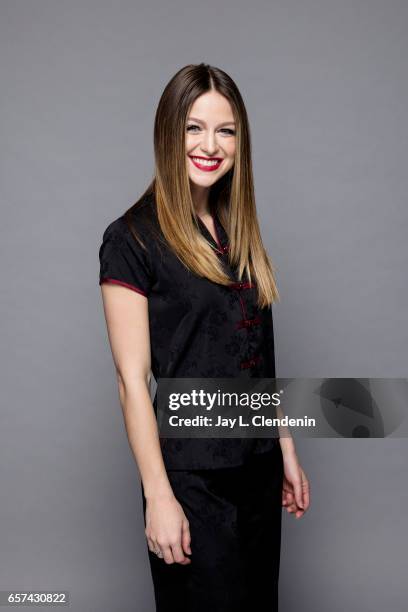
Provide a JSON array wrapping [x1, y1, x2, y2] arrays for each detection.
[[1, 1, 407, 611]]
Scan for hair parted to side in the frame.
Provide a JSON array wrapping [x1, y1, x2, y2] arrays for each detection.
[[124, 63, 280, 308]]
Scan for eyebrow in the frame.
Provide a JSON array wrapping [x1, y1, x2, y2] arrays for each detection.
[[187, 116, 236, 128]]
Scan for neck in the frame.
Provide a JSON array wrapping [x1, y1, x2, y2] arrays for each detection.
[[190, 181, 211, 217]]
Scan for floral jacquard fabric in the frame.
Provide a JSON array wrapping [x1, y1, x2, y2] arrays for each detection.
[[99, 192, 279, 469]]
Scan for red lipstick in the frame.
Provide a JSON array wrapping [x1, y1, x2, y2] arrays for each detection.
[[188, 155, 223, 172]]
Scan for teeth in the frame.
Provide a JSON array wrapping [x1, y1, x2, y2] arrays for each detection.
[[191, 157, 220, 167]]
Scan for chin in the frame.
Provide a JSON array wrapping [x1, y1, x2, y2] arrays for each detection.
[[189, 175, 219, 188]]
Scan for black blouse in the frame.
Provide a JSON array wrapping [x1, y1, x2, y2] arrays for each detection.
[[99, 192, 279, 469]]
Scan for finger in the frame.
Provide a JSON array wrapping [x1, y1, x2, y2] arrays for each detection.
[[297, 476, 310, 511], [148, 537, 160, 554], [147, 538, 157, 554], [282, 482, 293, 495], [161, 545, 175, 565], [181, 522, 192, 556], [171, 542, 191, 565], [293, 479, 304, 510], [282, 491, 294, 506], [302, 481, 310, 510]]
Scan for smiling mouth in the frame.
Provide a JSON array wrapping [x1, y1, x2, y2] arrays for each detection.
[[188, 155, 223, 172]]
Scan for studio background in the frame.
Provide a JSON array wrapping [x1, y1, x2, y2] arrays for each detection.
[[1, 1, 407, 611]]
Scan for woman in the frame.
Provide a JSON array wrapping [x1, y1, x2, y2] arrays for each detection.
[[99, 63, 310, 611]]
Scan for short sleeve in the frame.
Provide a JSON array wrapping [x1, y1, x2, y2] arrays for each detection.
[[98, 217, 153, 297]]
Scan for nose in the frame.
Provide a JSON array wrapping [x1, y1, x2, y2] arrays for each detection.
[[200, 129, 218, 156]]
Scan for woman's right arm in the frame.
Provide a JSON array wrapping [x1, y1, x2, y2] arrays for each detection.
[[100, 282, 192, 565]]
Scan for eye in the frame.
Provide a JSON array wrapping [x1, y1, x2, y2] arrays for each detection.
[[186, 124, 201, 132], [219, 128, 236, 135]]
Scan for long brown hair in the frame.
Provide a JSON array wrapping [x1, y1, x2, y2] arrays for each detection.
[[124, 63, 280, 308]]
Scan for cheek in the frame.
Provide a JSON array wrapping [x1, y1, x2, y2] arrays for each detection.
[[185, 135, 195, 152], [225, 141, 236, 160]]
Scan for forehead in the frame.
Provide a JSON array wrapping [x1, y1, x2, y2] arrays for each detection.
[[188, 90, 235, 123]]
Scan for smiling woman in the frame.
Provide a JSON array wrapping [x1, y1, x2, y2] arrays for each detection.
[[98, 63, 310, 612]]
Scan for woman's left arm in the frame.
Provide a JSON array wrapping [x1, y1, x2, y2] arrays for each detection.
[[279, 436, 310, 518]]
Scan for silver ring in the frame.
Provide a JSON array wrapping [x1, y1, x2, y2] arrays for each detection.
[[155, 549, 163, 558]]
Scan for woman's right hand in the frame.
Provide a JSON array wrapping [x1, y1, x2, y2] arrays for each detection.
[[145, 493, 192, 565]]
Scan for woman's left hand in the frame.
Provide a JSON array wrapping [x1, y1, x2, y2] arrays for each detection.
[[281, 450, 310, 518]]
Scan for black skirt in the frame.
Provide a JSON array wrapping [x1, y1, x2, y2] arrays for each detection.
[[141, 445, 284, 612]]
